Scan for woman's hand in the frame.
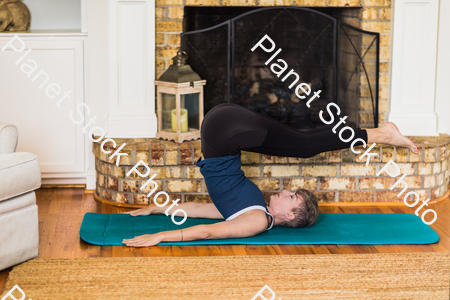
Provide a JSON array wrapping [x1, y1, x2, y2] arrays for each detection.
[[120, 206, 153, 216], [122, 233, 163, 247]]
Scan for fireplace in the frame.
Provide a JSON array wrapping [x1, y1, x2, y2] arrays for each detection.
[[180, 6, 379, 130]]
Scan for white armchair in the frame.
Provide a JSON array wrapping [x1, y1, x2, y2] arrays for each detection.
[[0, 122, 40, 271]]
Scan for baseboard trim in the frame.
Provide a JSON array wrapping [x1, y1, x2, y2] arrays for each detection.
[[40, 184, 86, 189], [91, 185, 450, 208]]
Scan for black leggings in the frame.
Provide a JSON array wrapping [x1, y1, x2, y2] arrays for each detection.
[[200, 103, 368, 159]]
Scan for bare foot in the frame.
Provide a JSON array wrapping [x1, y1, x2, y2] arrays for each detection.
[[380, 122, 419, 155]]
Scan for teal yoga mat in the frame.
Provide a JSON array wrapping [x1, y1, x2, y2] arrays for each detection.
[[79, 212, 439, 245]]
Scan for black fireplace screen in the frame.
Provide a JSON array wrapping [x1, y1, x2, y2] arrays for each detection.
[[181, 7, 379, 129]]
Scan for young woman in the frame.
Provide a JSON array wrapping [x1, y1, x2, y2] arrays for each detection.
[[122, 103, 419, 247]]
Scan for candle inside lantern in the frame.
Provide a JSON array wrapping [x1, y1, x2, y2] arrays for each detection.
[[171, 108, 188, 132]]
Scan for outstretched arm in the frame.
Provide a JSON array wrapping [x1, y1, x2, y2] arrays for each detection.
[[122, 210, 268, 247], [121, 201, 224, 219]]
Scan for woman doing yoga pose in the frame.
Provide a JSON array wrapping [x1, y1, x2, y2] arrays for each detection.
[[122, 103, 419, 247]]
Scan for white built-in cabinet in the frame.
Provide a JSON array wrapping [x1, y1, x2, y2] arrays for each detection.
[[0, 0, 156, 187], [0, 0, 88, 184]]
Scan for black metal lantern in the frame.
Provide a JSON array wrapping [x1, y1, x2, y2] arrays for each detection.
[[155, 50, 206, 143]]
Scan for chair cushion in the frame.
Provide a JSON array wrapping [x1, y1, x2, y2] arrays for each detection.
[[0, 152, 41, 202]]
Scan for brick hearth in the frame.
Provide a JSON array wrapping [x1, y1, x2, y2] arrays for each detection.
[[93, 135, 450, 205]]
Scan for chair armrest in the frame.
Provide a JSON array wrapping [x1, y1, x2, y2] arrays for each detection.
[[0, 122, 19, 154]]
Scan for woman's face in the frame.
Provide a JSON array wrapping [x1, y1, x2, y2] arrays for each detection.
[[269, 190, 303, 219]]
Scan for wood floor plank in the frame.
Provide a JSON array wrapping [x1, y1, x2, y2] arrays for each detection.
[[224, 245, 248, 256], [310, 245, 332, 255], [244, 245, 274, 255], [196, 245, 222, 256], [218, 245, 237, 256], [323, 245, 348, 254], [267, 245, 284, 255], [100, 245, 113, 257], [0, 267, 12, 295]]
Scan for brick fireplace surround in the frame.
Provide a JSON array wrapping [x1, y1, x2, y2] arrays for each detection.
[[94, 0, 450, 206], [93, 136, 450, 205]]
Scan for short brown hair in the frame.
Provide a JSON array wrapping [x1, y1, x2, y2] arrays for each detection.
[[279, 188, 319, 228]]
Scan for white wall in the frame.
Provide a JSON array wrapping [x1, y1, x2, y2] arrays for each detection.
[[435, 0, 450, 135], [23, 0, 81, 30]]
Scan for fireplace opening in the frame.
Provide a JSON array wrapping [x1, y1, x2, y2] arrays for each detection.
[[181, 7, 379, 130]]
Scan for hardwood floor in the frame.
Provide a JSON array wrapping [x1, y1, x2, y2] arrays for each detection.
[[1, 187, 450, 293]]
